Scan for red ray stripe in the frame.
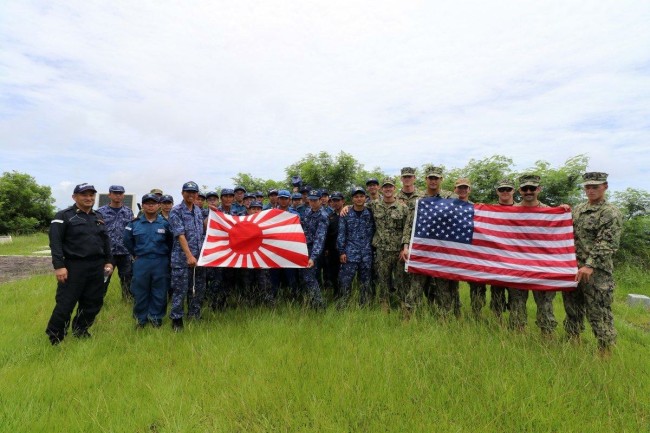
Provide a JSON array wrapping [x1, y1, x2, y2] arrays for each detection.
[[262, 232, 307, 242], [261, 243, 309, 266], [412, 242, 577, 267]]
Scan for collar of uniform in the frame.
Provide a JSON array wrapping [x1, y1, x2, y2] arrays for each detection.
[[73, 204, 96, 215]]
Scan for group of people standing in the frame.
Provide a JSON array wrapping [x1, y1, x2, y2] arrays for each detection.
[[45, 167, 622, 355]]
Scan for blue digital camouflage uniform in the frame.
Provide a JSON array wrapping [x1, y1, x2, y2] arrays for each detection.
[[168, 202, 206, 320], [96, 203, 134, 299], [124, 213, 173, 325], [231, 202, 247, 216], [300, 207, 328, 308], [336, 207, 375, 307]]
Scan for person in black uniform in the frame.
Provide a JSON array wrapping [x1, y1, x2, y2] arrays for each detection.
[[45, 183, 113, 345]]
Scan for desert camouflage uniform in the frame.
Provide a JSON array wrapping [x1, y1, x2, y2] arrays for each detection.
[[508, 200, 558, 334], [404, 189, 460, 316], [563, 198, 622, 348], [367, 198, 411, 306]]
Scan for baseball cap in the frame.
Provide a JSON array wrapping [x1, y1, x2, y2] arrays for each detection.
[[73, 183, 97, 194], [182, 181, 199, 192]]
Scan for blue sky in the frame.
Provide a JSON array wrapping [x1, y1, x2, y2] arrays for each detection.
[[1, 1, 649, 208]]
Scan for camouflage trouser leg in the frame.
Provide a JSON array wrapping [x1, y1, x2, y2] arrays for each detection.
[[532, 290, 557, 333], [432, 278, 460, 318], [563, 270, 616, 348], [405, 273, 428, 312], [374, 250, 404, 305], [469, 282, 487, 316], [507, 288, 529, 330], [300, 266, 325, 309], [490, 286, 507, 317], [170, 267, 206, 320]]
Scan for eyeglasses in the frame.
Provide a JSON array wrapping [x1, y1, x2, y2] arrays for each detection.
[[427, 176, 440, 180], [497, 187, 513, 193], [520, 186, 537, 192]]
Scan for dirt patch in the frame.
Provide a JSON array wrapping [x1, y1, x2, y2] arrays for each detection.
[[0, 256, 52, 283]]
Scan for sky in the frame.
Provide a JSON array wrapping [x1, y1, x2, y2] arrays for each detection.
[[1, 1, 649, 209]]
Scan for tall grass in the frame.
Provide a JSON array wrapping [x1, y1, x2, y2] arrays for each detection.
[[0, 269, 649, 432]]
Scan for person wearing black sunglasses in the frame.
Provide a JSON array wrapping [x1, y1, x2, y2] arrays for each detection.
[[508, 174, 557, 338]]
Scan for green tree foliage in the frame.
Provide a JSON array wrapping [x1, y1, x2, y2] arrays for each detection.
[[230, 173, 285, 195], [0, 171, 56, 235], [441, 156, 514, 203], [284, 151, 362, 194], [518, 154, 588, 206], [612, 188, 650, 267]]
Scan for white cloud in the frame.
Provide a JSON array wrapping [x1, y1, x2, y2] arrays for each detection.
[[1, 0, 649, 207]]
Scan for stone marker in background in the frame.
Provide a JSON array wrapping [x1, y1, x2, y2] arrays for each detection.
[[627, 294, 650, 309]]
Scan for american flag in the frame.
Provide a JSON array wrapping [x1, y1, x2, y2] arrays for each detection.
[[406, 198, 577, 291], [198, 209, 309, 268]]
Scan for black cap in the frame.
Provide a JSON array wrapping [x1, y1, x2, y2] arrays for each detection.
[[73, 183, 97, 194], [141, 193, 160, 203], [109, 185, 125, 193]]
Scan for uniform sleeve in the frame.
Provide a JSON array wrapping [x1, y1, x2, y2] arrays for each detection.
[[337, 215, 347, 253], [169, 209, 185, 237], [123, 222, 135, 256], [585, 207, 623, 273], [402, 206, 416, 247], [311, 214, 329, 259], [49, 211, 67, 269]]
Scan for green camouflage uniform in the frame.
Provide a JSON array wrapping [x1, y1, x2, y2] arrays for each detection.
[[563, 186, 622, 348], [508, 199, 558, 333], [403, 187, 460, 316], [367, 195, 411, 306]]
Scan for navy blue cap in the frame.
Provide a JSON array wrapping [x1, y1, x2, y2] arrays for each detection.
[[109, 185, 125, 193], [268, 189, 278, 196], [160, 194, 174, 203], [206, 191, 219, 198], [330, 191, 344, 200], [300, 185, 311, 193], [278, 189, 291, 198], [291, 193, 302, 200], [291, 175, 302, 187], [244, 192, 255, 199], [350, 186, 366, 196], [250, 201, 263, 208], [197, 190, 207, 198], [234, 186, 246, 193], [365, 178, 379, 186], [220, 188, 235, 196], [255, 190, 264, 198], [182, 181, 199, 192], [73, 183, 97, 194], [142, 193, 160, 203], [320, 189, 329, 197], [308, 190, 320, 200]]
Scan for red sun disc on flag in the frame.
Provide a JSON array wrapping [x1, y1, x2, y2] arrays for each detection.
[[228, 221, 263, 254]]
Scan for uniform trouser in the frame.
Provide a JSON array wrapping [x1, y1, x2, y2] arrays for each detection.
[[407, 274, 460, 316], [469, 282, 487, 315], [169, 266, 206, 319], [338, 259, 372, 306], [205, 267, 220, 306], [489, 286, 508, 317], [270, 268, 298, 300], [562, 269, 617, 348], [375, 250, 407, 304], [242, 268, 272, 304], [300, 258, 325, 308], [507, 288, 557, 332], [103, 254, 133, 299], [323, 249, 340, 298], [131, 256, 170, 324], [46, 258, 105, 343]]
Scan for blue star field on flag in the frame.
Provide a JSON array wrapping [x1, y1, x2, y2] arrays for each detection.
[[414, 198, 475, 244]]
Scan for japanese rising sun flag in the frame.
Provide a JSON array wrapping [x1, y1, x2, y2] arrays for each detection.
[[406, 198, 578, 291], [198, 209, 309, 268]]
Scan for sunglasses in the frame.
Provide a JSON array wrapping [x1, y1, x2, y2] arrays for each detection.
[[427, 176, 441, 180], [520, 186, 538, 192], [497, 187, 513, 193]]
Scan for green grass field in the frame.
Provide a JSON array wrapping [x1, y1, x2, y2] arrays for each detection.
[[1, 235, 649, 432], [0, 232, 49, 255]]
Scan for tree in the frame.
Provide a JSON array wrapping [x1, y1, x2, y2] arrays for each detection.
[[519, 154, 588, 206], [612, 188, 650, 267], [0, 171, 56, 235], [284, 151, 363, 194], [230, 173, 285, 195], [441, 155, 514, 203]]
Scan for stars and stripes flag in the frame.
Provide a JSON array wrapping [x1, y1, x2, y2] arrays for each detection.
[[406, 198, 578, 291], [198, 208, 309, 268]]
